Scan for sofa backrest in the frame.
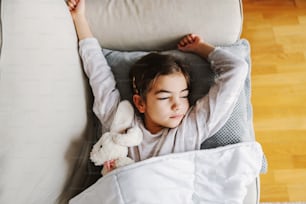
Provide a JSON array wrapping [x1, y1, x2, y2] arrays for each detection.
[[86, 0, 243, 51]]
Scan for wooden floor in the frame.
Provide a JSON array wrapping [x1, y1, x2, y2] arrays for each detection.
[[241, 0, 306, 202]]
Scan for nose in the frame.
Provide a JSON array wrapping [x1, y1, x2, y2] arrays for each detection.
[[171, 97, 181, 111]]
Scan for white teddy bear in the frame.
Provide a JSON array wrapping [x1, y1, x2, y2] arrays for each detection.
[[90, 100, 143, 176]]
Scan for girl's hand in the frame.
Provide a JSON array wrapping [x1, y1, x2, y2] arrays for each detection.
[[103, 160, 116, 173], [177, 34, 203, 53], [67, 0, 86, 19], [178, 34, 215, 59], [66, 0, 93, 40]]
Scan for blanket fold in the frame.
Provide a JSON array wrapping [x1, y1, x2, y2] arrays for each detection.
[[70, 142, 263, 204]]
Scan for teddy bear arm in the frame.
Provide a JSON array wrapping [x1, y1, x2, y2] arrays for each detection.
[[115, 157, 135, 168], [112, 127, 143, 147]]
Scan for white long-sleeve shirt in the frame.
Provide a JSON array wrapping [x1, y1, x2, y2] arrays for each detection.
[[79, 38, 248, 162]]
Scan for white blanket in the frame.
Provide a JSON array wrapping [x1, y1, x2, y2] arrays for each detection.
[[70, 142, 263, 204]]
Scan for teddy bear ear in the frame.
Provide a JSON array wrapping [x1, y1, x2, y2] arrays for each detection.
[[110, 100, 134, 133]]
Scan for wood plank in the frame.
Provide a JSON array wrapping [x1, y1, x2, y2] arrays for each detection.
[[288, 184, 306, 201], [260, 184, 289, 201], [242, 0, 306, 202], [274, 169, 306, 184]]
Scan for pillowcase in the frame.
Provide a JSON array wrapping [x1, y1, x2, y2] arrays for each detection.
[[103, 39, 267, 173]]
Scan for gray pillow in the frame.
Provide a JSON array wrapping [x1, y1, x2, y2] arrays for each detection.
[[202, 40, 253, 148], [103, 49, 215, 105], [103, 39, 267, 172]]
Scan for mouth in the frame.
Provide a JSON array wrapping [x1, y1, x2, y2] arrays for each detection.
[[170, 114, 183, 119]]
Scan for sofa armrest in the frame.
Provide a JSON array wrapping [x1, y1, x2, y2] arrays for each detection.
[[0, 1, 89, 203]]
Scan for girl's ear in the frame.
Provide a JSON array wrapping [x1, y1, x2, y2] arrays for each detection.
[[133, 94, 146, 113]]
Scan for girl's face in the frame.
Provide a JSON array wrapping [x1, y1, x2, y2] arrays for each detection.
[[135, 72, 190, 134]]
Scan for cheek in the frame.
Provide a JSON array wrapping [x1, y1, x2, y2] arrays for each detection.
[[185, 99, 190, 107], [146, 101, 169, 117], [182, 100, 190, 112], [148, 100, 166, 111]]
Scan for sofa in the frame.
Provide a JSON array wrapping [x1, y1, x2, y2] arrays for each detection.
[[0, 0, 262, 203]]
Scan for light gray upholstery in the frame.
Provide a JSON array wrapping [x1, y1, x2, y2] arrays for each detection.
[[85, 0, 243, 51], [0, 0, 259, 203], [0, 1, 88, 203]]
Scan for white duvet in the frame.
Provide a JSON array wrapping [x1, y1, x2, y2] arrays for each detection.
[[70, 142, 263, 204]]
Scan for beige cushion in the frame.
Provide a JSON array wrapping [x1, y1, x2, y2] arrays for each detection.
[[86, 0, 243, 51], [0, 1, 87, 203]]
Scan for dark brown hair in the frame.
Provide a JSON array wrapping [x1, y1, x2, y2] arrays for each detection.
[[129, 53, 190, 100]]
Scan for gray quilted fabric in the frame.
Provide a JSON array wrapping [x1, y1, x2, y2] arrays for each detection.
[[201, 40, 267, 173]]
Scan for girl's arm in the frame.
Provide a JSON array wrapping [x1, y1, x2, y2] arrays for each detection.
[[79, 39, 120, 127], [67, 0, 93, 40], [68, 0, 120, 128], [178, 34, 248, 139]]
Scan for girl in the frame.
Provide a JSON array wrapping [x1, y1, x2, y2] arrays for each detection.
[[67, 0, 248, 172]]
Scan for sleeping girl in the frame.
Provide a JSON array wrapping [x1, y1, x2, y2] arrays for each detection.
[[67, 0, 248, 173]]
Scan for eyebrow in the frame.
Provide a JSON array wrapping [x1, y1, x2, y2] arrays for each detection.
[[154, 88, 189, 95]]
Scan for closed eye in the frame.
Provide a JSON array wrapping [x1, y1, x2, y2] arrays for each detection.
[[157, 97, 170, 100], [180, 89, 189, 98], [155, 89, 189, 100]]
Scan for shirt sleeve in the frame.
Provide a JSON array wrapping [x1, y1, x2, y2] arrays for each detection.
[[79, 38, 120, 128], [193, 47, 248, 142]]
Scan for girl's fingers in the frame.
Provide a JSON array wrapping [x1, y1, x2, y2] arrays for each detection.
[[178, 40, 186, 47], [67, 0, 80, 10], [67, 1, 75, 9], [183, 38, 190, 45], [104, 161, 110, 169], [189, 34, 196, 40], [103, 160, 116, 171], [110, 160, 116, 170], [178, 34, 197, 49], [187, 35, 194, 43]]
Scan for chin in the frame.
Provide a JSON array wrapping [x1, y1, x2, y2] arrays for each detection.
[[160, 118, 184, 129], [167, 121, 182, 129]]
